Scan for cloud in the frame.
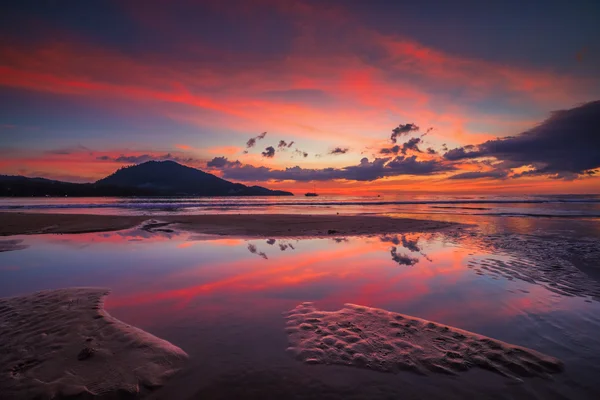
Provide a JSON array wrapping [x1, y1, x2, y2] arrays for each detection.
[[443, 101, 600, 179], [207, 156, 241, 168], [390, 123, 419, 143], [380, 137, 422, 155], [262, 146, 276, 158], [246, 131, 267, 148], [427, 147, 437, 155], [390, 247, 419, 266], [97, 153, 199, 164], [276, 140, 295, 150], [266, 238, 276, 245], [294, 149, 309, 158], [443, 145, 484, 161], [380, 145, 400, 155], [329, 147, 349, 155], [448, 170, 508, 180], [401, 137, 422, 154], [208, 154, 454, 182]]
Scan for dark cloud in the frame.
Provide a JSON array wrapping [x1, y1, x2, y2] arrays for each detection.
[[380, 145, 400, 155], [294, 149, 308, 158], [427, 147, 437, 155], [448, 170, 508, 180], [209, 155, 454, 182], [390, 123, 419, 143], [97, 153, 199, 164], [380, 138, 422, 155], [401, 137, 422, 154], [385, 155, 453, 176], [443, 145, 484, 161], [266, 238, 276, 245], [276, 140, 295, 150], [390, 247, 419, 266], [443, 101, 600, 178], [207, 156, 241, 168], [246, 131, 267, 148], [262, 146, 276, 158], [329, 147, 349, 155]]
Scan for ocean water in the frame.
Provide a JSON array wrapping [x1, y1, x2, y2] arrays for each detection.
[[2, 213, 600, 399], [1, 194, 600, 218]]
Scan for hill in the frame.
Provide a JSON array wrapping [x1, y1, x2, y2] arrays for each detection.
[[96, 161, 292, 196], [0, 161, 292, 197]]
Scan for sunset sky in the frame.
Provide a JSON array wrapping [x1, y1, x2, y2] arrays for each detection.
[[1, 0, 599, 194]]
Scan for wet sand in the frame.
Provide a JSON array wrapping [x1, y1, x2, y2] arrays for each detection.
[[0, 212, 459, 237], [285, 303, 562, 380], [0, 288, 188, 399]]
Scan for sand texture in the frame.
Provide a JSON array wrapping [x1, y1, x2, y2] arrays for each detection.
[[0, 288, 188, 399], [285, 303, 563, 381], [0, 212, 458, 238], [0, 213, 147, 236]]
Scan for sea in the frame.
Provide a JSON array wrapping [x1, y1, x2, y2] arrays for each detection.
[[1, 194, 600, 399], [1, 193, 599, 218]]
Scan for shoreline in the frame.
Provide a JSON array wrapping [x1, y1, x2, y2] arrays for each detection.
[[0, 212, 461, 237]]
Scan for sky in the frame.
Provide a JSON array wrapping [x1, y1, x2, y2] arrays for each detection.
[[1, 0, 599, 194]]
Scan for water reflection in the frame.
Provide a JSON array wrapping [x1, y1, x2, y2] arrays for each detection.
[[2, 225, 600, 397], [0, 239, 29, 253], [247, 243, 268, 259]]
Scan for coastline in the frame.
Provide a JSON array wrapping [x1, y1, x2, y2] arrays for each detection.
[[0, 212, 460, 237]]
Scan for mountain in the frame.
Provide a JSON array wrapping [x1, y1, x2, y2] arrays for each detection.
[[96, 161, 293, 196], [0, 161, 293, 197]]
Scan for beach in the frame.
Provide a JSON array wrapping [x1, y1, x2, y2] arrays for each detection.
[[2, 202, 600, 399], [0, 212, 458, 237], [0, 288, 187, 399]]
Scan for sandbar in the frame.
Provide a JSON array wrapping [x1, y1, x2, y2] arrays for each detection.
[[0, 288, 188, 399], [285, 302, 563, 380], [0, 212, 459, 237]]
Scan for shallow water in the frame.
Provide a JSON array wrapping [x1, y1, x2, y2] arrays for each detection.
[[1, 218, 600, 399]]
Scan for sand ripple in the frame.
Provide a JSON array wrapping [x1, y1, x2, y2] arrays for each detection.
[[0, 288, 188, 399], [285, 302, 562, 381]]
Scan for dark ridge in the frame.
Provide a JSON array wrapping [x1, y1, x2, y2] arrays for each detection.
[[0, 161, 293, 197]]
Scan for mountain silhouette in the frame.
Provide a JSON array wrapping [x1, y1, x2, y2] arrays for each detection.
[[0, 161, 293, 197]]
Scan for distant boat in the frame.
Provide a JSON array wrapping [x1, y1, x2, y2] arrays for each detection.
[[305, 183, 318, 197]]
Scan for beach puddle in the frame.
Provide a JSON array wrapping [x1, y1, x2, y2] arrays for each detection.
[[1, 226, 600, 398]]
